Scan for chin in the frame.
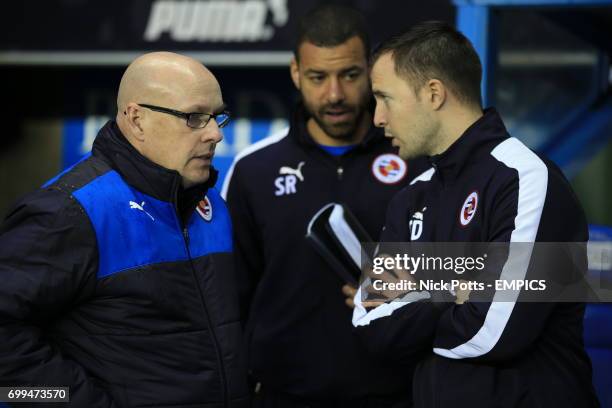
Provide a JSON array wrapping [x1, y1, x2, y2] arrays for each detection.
[[183, 172, 210, 188], [398, 148, 416, 161], [326, 125, 357, 140]]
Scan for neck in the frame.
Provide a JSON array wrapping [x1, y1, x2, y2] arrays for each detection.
[[432, 106, 483, 156], [306, 111, 371, 147]]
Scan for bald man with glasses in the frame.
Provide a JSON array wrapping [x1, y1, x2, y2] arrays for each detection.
[[0, 52, 249, 407]]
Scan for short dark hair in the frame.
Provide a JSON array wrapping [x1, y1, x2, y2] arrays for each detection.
[[372, 21, 482, 107], [294, 4, 370, 61]]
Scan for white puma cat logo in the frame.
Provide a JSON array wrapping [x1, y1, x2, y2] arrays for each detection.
[[129, 201, 155, 221], [279, 161, 305, 182], [275, 162, 306, 196]]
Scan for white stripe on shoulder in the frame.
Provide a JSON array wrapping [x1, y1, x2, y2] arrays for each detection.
[[409, 167, 435, 185], [434, 137, 548, 359], [221, 127, 290, 199]]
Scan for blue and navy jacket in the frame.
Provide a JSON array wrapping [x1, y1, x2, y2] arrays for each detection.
[[0, 121, 248, 407]]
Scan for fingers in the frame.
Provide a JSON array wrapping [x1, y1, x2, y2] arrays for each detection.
[[345, 297, 355, 309], [342, 284, 356, 297], [362, 300, 385, 308], [342, 284, 357, 309], [454, 280, 471, 304], [341, 283, 388, 309]]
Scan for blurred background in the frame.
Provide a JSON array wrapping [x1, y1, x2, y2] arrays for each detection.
[[1, 0, 611, 405], [1, 0, 611, 226]]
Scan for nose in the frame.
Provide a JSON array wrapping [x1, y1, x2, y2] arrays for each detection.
[[373, 104, 386, 128], [201, 119, 223, 144], [326, 77, 345, 104]]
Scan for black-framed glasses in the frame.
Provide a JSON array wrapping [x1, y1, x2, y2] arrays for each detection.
[[138, 103, 231, 129]]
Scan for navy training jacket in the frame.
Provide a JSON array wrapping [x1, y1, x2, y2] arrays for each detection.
[[222, 104, 427, 401], [353, 108, 600, 408], [0, 121, 248, 407]]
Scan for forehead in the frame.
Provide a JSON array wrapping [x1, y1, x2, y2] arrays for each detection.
[[371, 53, 398, 84], [371, 53, 409, 91], [177, 74, 224, 112], [297, 36, 367, 71]]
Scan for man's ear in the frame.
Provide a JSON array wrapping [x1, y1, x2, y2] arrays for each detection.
[[290, 57, 301, 90], [124, 102, 146, 141], [426, 79, 446, 111]]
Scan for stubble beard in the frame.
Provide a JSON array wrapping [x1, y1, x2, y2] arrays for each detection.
[[303, 98, 369, 141]]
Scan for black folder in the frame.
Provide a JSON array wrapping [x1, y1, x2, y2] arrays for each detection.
[[305, 203, 373, 285]]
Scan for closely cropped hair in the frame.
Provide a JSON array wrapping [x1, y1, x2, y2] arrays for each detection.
[[295, 4, 370, 61], [372, 21, 482, 107]]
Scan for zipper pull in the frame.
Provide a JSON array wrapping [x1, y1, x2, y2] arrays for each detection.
[[337, 166, 344, 180], [183, 227, 190, 246]]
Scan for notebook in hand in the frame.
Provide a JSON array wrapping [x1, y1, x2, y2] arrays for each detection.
[[306, 203, 373, 285]]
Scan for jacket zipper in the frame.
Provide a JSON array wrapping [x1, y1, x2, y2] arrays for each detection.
[[180, 224, 229, 408]]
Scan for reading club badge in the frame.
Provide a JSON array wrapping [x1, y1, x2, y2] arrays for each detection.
[[196, 196, 213, 222], [459, 191, 478, 226], [372, 154, 407, 184]]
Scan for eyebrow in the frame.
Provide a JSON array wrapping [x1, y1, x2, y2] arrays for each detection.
[[340, 66, 363, 74], [186, 103, 227, 114], [304, 69, 326, 75], [372, 89, 387, 98], [304, 65, 364, 76]]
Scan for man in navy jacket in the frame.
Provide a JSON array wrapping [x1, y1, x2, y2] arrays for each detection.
[[353, 21, 599, 408], [0, 52, 248, 407], [223, 5, 421, 407]]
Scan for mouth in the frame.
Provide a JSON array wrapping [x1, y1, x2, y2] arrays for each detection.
[[322, 108, 354, 123], [193, 152, 214, 164]]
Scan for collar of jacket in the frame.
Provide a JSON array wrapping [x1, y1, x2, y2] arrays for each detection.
[[428, 108, 509, 183], [290, 101, 385, 151], [92, 120, 218, 219]]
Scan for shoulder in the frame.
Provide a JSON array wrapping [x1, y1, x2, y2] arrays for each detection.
[[0, 182, 94, 251], [221, 127, 291, 197], [486, 137, 586, 241], [43, 153, 113, 195], [486, 136, 570, 200], [39, 153, 120, 221], [234, 127, 290, 168], [27, 154, 136, 237], [6, 153, 112, 225], [488, 137, 547, 180], [3, 187, 75, 225]]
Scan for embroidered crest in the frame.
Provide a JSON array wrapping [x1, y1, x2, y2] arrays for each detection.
[[372, 154, 407, 184], [196, 196, 213, 222], [459, 191, 478, 226]]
